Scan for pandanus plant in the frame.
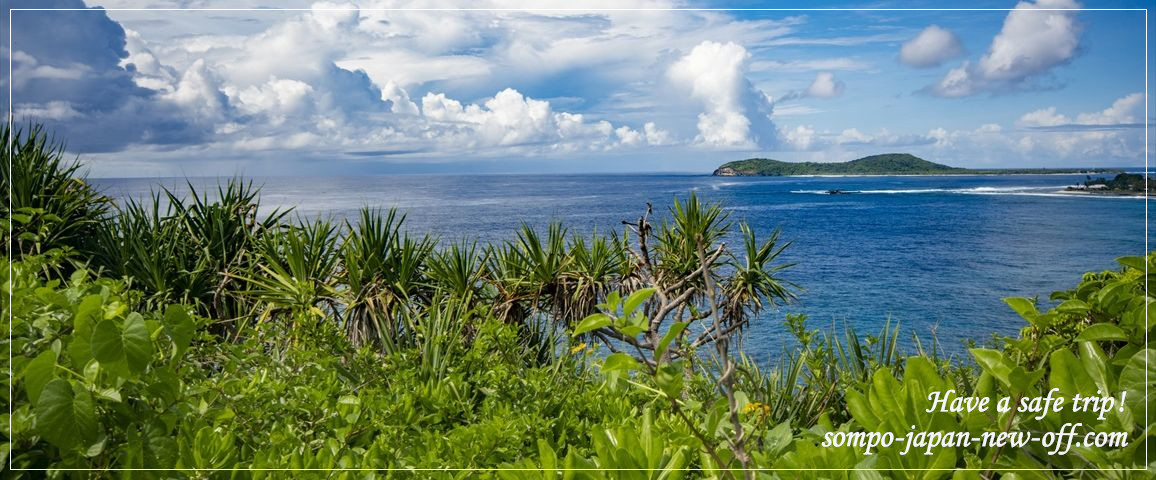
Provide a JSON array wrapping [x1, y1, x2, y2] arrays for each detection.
[[2, 123, 111, 264], [483, 222, 570, 325], [426, 240, 487, 302], [339, 207, 435, 352], [93, 192, 211, 310], [166, 179, 288, 321], [559, 231, 626, 326], [91, 179, 287, 341], [242, 217, 342, 345]]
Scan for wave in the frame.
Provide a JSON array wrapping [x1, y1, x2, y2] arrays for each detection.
[[790, 185, 1148, 199]]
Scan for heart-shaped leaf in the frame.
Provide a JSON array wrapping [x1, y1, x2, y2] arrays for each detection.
[[35, 379, 99, 450]]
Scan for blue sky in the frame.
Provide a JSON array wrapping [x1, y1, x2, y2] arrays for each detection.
[[3, 0, 1152, 176]]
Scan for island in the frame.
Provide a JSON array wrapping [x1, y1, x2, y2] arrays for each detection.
[[1062, 173, 1154, 196], [712, 153, 1121, 177]]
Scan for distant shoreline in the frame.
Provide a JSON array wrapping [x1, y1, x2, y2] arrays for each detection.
[[1053, 189, 1149, 197], [745, 172, 1120, 178]]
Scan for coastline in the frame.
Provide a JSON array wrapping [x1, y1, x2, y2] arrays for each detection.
[[716, 172, 1128, 178], [1053, 189, 1149, 197]]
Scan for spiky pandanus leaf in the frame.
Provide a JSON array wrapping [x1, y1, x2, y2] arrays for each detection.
[[2, 123, 111, 265]]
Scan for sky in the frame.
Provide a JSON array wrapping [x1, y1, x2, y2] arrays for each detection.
[[2, 0, 1152, 176]]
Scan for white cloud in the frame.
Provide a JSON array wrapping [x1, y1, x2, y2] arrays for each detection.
[[915, 96, 1143, 166], [782, 125, 815, 150], [415, 87, 670, 152], [804, 72, 844, 98], [980, 0, 1081, 80], [750, 57, 871, 72], [422, 88, 553, 147], [899, 25, 964, 68], [1018, 93, 1143, 127], [930, 0, 1081, 97], [1018, 107, 1068, 127], [1075, 93, 1143, 124], [667, 41, 776, 148], [836, 128, 872, 144]]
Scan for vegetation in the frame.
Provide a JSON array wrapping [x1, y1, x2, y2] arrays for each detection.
[[1068, 173, 1155, 194], [3, 125, 1153, 477], [713, 153, 1122, 177]]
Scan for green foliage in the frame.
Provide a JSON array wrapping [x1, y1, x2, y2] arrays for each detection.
[[2, 123, 111, 264], [1080, 173, 1154, 193], [4, 129, 1152, 476]]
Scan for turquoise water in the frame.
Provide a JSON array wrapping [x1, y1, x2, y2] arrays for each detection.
[[94, 173, 1150, 360]]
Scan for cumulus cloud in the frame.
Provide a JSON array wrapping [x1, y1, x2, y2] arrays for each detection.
[[1017, 107, 1068, 127], [899, 25, 964, 68], [1018, 93, 1143, 128], [774, 124, 942, 152], [913, 95, 1144, 165], [1075, 93, 1143, 125], [10, 1, 703, 161], [777, 72, 845, 102], [666, 41, 776, 148], [929, 0, 1081, 97], [805, 72, 845, 98], [781, 125, 815, 150], [836, 128, 873, 144], [4, 0, 215, 151]]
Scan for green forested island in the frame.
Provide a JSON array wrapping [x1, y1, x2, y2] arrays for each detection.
[[713, 153, 1121, 176]]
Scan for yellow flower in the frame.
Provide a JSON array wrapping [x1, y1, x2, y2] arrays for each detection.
[[569, 342, 588, 355], [743, 402, 771, 416]]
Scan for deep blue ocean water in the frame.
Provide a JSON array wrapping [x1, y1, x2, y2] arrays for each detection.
[[93, 173, 1151, 362]]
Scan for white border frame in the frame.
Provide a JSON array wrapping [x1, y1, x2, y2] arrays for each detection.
[[5, 4, 1150, 475]]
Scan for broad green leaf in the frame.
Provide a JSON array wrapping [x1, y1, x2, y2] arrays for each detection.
[[35, 379, 99, 451], [91, 313, 153, 375], [23, 350, 57, 405], [162, 305, 196, 358], [73, 294, 103, 339], [622, 288, 656, 317], [601, 352, 640, 373], [1078, 341, 1111, 393], [1118, 349, 1154, 415], [1055, 299, 1090, 314], [970, 348, 1012, 386], [656, 321, 689, 360], [1116, 255, 1146, 272], [573, 313, 611, 336], [1003, 297, 1038, 321], [1008, 366, 1044, 395], [1075, 323, 1127, 342], [619, 324, 646, 338], [655, 362, 684, 398]]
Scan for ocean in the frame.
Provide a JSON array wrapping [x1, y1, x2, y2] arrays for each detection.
[[93, 173, 1150, 362]]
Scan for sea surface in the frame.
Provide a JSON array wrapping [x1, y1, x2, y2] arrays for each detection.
[[93, 173, 1151, 362]]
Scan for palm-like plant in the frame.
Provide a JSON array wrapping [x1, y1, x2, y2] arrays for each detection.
[[244, 218, 341, 344], [720, 224, 798, 331], [93, 193, 212, 309], [484, 223, 570, 324], [3, 123, 111, 263], [560, 232, 624, 325], [427, 240, 487, 300], [167, 179, 288, 320], [340, 207, 435, 352], [654, 192, 731, 290]]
